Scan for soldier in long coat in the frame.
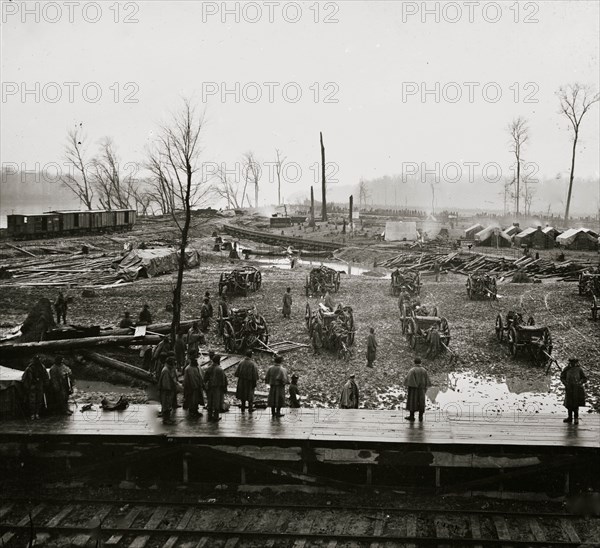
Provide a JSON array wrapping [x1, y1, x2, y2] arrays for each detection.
[[235, 350, 259, 413], [339, 374, 359, 409], [366, 327, 377, 368], [200, 298, 211, 332], [183, 357, 204, 417], [138, 304, 152, 325], [289, 374, 301, 408], [22, 355, 49, 419], [282, 287, 293, 319], [204, 355, 227, 422], [186, 322, 205, 357], [49, 356, 73, 415], [204, 292, 214, 318], [174, 330, 187, 371], [157, 357, 178, 424], [265, 354, 289, 418], [312, 320, 323, 355], [404, 358, 431, 422], [54, 292, 68, 324], [561, 358, 588, 424]]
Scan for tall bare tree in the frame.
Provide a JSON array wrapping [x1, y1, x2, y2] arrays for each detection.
[[557, 83, 599, 222], [62, 126, 94, 209], [91, 138, 136, 210], [507, 117, 529, 217], [242, 152, 261, 208], [358, 178, 370, 210], [212, 163, 242, 209], [320, 132, 327, 221], [147, 99, 208, 337], [274, 148, 286, 206]]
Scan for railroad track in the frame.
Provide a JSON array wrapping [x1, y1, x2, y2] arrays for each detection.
[[0, 496, 595, 547]]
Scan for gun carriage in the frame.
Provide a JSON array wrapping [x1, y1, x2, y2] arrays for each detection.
[[400, 302, 451, 355], [305, 266, 341, 296], [466, 273, 497, 300], [578, 270, 600, 297], [390, 269, 422, 297], [305, 303, 355, 360], [220, 306, 269, 353], [218, 266, 262, 297], [495, 311, 553, 366]]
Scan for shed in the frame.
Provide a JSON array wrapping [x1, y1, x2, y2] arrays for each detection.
[[556, 228, 599, 251], [384, 221, 419, 241], [475, 226, 512, 248], [464, 223, 484, 240]]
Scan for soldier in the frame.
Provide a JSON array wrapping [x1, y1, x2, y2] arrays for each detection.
[[289, 374, 301, 408], [339, 374, 359, 409], [187, 321, 205, 357], [174, 329, 187, 371], [204, 291, 214, 318], [138, 304, 152, 325], [200, 298, 211, 332], [433, 260, 441, 282], [366, 327, 377, 368], [217, 295, 229, 336], [54, 292, 68, 325], [49, 356, 73, 416], [426, 325, 441, 358], [158, 357, 178, 424], [119, 311, 134, 329], [235, 350, 259, 413], [183, 354, 204, 418], [561, 358, 588, 424], [282, 287, 292, 319], [205, 355, 227, 422], [312, 319, 323, 355], [404, 358, 431, 422], [22, 355, 49, 420], [265, 354, 289, 418]]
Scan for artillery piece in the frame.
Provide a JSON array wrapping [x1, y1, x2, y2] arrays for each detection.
[[220, 306, 269, 353], [390, 269, 421, 297], [495, 311, 553, 366], [578, 269, 600, 298], [218, 266, 262, 297], [466, 273, 497, 300], [400, 302, 450, 357], [305, 302, 355, 360], [305, 265, 341, 297]]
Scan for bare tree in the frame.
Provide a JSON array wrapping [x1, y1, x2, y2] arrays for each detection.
[[557, 83, 600, 222], [91, 138, 135, 210], [147, 99, 208, 337], [212, 163, 242, 209], [61, 126, 94, 209], [358, 178, 370, 210], [242, 152, 261, 208], [274, 148, 286, 206], [522, 180, 536, 217], [507, 117, 529, 217]]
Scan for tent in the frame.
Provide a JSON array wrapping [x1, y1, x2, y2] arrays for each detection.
[[475, 226, 512, 248], [515, 226, 556, 249], [384, 221, 419, 241], [556, 228, 599, 251], [464, 223, 484, 239], [116, 248, 201, 281]]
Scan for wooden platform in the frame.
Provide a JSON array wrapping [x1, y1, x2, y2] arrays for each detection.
[[1, 406, 598, 450]]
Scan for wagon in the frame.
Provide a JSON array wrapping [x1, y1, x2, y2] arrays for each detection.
[[400, 303, 450, 356], [218, 266, 262, 297], [305, 303, 355, 360], [305, 266, 341, 297], [220, 306, 269, 353], [390, 269, 421, 297], [495, 311, 553, 366], [466, 273, 497, 300], [578, 270, 600, 297]]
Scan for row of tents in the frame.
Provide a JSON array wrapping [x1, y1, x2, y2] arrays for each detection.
[[464, 223, 599, 251]]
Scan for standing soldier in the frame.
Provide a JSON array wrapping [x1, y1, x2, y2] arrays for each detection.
[[217, 295, 229, 336], [204, 291, 214, 318], [265, 354, 289, 418], [404, 358, 431, 422], [561, 358, 588, 424], [311, 319, 323, 355], [139, 304, 152, 325], [22, 355, 49, 420], [49, 356, 73, 415], [433, 260, 441, 282], [183, 354, 204, 418], [426, 325, 441, 358], [289, 374, 301, 408], [200, 298, 211, 332], [282, 287, 293, 319], [205, 355, 227, 422], [174, 329, 186, 371], [366, 327, 377, 368], [339, 374, 359, 409], [187, 321, 205, 357], [158, 357, 178, 424], [235, 350, 259, 413], [54, 292, 68, 325]]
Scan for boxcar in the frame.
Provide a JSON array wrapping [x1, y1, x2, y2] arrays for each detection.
[[7, 213, 61, 239]]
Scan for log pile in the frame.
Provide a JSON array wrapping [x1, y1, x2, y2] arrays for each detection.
[[379, 251, 596, 281]]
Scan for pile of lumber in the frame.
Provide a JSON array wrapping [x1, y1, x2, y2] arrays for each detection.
[[379, 250, 595, 281]]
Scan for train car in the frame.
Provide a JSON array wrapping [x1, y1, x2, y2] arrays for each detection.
[[7, 213, 62, 239]]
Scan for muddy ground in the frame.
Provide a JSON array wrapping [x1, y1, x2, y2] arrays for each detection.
[[1, 252, 598, 414]]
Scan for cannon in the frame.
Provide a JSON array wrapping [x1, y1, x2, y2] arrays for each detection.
[[305, 265, 341, 297], [495, 311, 553, 366], [305, 302, 355, 360], [218, 266, 262, 297], [578, 270, 600, 298], [400, 302, 450, 356], [390, 269, 421, 297], [466, 273, 497, 300], [220, 306, 269, 353]]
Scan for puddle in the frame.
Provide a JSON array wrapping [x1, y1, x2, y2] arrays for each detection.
[[250, 256, 371, 276]]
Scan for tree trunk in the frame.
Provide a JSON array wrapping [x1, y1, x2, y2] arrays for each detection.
[[349, 195, 353, 232], [320, 132, 327, 221], [0, 334, 162, 353], [564, 132, 579, 224], [309, 186, 315, 227], [81, 351, 155, 382], [516, 155, 520, 217]]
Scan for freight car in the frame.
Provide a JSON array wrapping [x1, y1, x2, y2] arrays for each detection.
[[6, 209, 136, 239]]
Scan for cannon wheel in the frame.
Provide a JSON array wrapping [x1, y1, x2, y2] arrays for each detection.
[[535, 328, 553, 367], [255, 270, 262, 290], [257, 314, 269, 346], [508, 326, 519, 357], [223, 321, 236, 353], [440, 317, 450, 347], [305, 303, 312, 332], [495, 314, 504, 341], [407, 318, 418, 349]]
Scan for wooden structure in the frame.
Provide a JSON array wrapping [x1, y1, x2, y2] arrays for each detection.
[[466, 273, 497, 300], [400, 303, 451, 355], [220, 306, 269, 353], [515, 226, 557, 249], [495, 312, 553, 367], [222, 224, 339, 252], [218, 266, 262, 297], [391, 269, 421, 297], [269, 216, 292, 228], [305, 303, 355, 360], [305, 265, 341, 296]]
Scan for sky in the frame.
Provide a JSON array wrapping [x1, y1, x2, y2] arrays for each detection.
[[1, 0, 599, 212]]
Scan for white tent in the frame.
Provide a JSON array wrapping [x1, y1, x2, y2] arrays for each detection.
[[384, 221, 419, 241], [556, 228, 598, 247]]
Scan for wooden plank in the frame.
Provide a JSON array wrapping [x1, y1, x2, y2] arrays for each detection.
[[327, 513, 354, 548], [129, 506, 168, 548], [45, 505, 74, 527], [469, 514, 483, 548], [105, 507, 142, 545], [406, 513, 418, 548], [291, 513, 317, 548], [369, 511, 386, 548], [223, 511, 257, 548], [0, 503, 45, 546], [72, 505, 112, 547], [162, 507, 195, 548], [0, 504, 13, 520], [264, 510, 290, 547], [492, 515, 511, 541], [528, 518, 546, 542], [195, 539, 210, 548], [560, 518, 581, 543]]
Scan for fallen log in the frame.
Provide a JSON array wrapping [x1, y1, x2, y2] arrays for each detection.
[[100, 319, 203, 337], [0, 334, 162, 353], [81, 350, 155, 383]]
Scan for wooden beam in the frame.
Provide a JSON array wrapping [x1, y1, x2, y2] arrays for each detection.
[[0, 334, 161, 353], [81, 351, 155, 383]]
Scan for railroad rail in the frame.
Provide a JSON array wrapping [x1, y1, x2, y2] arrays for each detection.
[[0, 495, 595, 546], [223, 223, 341, 251]]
